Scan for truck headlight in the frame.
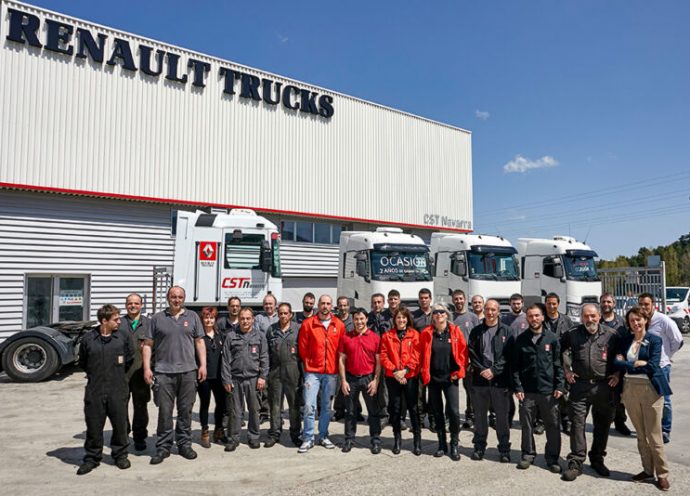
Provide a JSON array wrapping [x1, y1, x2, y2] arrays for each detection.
[[566, 303, 581, 319], [670, 305, 680, 313]]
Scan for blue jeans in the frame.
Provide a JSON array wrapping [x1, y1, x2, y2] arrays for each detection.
[[302, 372, 336, 442], [662, 365, 672, 436]]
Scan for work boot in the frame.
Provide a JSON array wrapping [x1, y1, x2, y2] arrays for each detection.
[[449, 437, 460, 461], [392, 433, 402, 455], [200, 427, 211, 449], [213, 426, 228, 444], [434, 431, 448, 457], [614, 421, 632, 436], [76, 461, 99, 475], [413, 432, 422, 456]]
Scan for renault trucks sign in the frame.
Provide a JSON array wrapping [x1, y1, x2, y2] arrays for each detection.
[[4, 6, 335, 119]]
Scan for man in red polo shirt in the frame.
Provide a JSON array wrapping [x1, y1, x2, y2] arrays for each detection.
[[339, 307, 382, 454]]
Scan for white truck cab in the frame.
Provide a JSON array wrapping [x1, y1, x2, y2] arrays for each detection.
[[337, 228, 433, 308], [666, 286, 690, 334], [431, 233, 520, 313], [172, 209, 281, 308], [518, 235, 601, 323]]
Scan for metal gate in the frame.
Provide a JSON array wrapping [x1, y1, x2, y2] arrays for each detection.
[[152, 266, 173, 313], [598, 262, 666, 316]]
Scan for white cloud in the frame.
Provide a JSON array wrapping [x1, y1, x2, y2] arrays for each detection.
[[475, 109, 490, 120], [276, 32, 289, 43], [503, 154, 559, 173]]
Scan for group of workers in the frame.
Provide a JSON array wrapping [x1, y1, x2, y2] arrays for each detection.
[[77, 285, 683, 492]]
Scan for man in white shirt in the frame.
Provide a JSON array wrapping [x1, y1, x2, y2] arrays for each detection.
[[638, 292, 683, 443]]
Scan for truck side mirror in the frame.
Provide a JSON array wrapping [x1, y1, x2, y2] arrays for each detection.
[[356, 260, 370, 282], [553, 263, 564, 280], [451, 252, 467, 277], [260, 241, 273, 273]]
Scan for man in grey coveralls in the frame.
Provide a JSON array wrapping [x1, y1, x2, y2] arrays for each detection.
[[222, 307, 269, 451]]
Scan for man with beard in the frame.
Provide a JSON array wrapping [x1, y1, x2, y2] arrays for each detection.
[[599, 292, 632, 436], [544, 292, 574, 435], [638, 292, 683, 444], [451, 289, 480, 429], [295, 292, 316, 325], [560, 304, 619, 482], [513, 304, 565, 474]]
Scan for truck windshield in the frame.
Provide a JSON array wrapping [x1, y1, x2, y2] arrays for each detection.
[[370, 251, 432, 282], [467, 251, 520, 281], [224, 233, 263, 270], [666, 287, 689, 301], [562, 255, 599, 281]]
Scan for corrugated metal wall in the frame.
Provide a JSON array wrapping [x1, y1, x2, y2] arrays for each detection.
[[0, 0, 472, 231], [0, 190, 174, 340], [280, 242, 339, 278]]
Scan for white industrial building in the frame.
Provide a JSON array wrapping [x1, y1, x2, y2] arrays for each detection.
[[0, 0, 473, 340]]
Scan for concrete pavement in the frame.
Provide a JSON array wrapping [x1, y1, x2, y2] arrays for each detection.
[[1, 348, 688, 495]]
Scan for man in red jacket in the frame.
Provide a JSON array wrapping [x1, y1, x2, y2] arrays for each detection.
[[297, 294, 346, 453]]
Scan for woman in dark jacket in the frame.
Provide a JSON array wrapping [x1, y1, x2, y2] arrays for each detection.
[[197, 306, 228, 448], [615, 306, 672, 491], [379, 306, 422, 455]]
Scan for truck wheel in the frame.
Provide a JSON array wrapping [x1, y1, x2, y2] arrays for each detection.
[[1, 337, 60, 382], [682, 317, 690, 335]]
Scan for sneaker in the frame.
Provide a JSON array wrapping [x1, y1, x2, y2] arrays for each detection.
[[370, 442, 382, 455], [76, 461, 99, 475], [516, 459, 531, 470], [658, 477, 670, 491], [248, 440, 261, 449], [298, 440, 314, 453], [224, 441, 239, 452], [533, 423, 545, 435], [499, 452, 511, 463], [319, 437, 335, 449], [342, 440, 353, 453], [115, 457, 131, 470], [178, 446, 197, 460], [462, 419, 474, 430], [548, 463, 562, 474], [264, 438, 277, 448], [631, 471, 654, 483], [590, 461, 610, 477], [471, 450, 484, 461], [662, 433, 670, 444], [562, 464, 581, 482]]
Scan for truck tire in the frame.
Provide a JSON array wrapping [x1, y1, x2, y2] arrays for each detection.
[[1, 337, 60, 382]]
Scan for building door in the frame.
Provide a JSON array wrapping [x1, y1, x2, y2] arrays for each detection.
[[25, 275, 90, 327]]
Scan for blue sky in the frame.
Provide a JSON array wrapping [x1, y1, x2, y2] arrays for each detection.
[[27, 0, 690, 259]]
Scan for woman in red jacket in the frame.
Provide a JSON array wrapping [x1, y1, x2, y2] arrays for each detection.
[[380, 306, 422, 455], [420, 304, 468, 461]]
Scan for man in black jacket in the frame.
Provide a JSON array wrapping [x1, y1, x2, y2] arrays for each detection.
[[467, 299, 513, 462], [77, 304, 135, 475], [513, 304, 565, 473]]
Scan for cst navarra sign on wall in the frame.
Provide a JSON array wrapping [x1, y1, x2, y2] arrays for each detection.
[[4, 7, 335, 119]]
